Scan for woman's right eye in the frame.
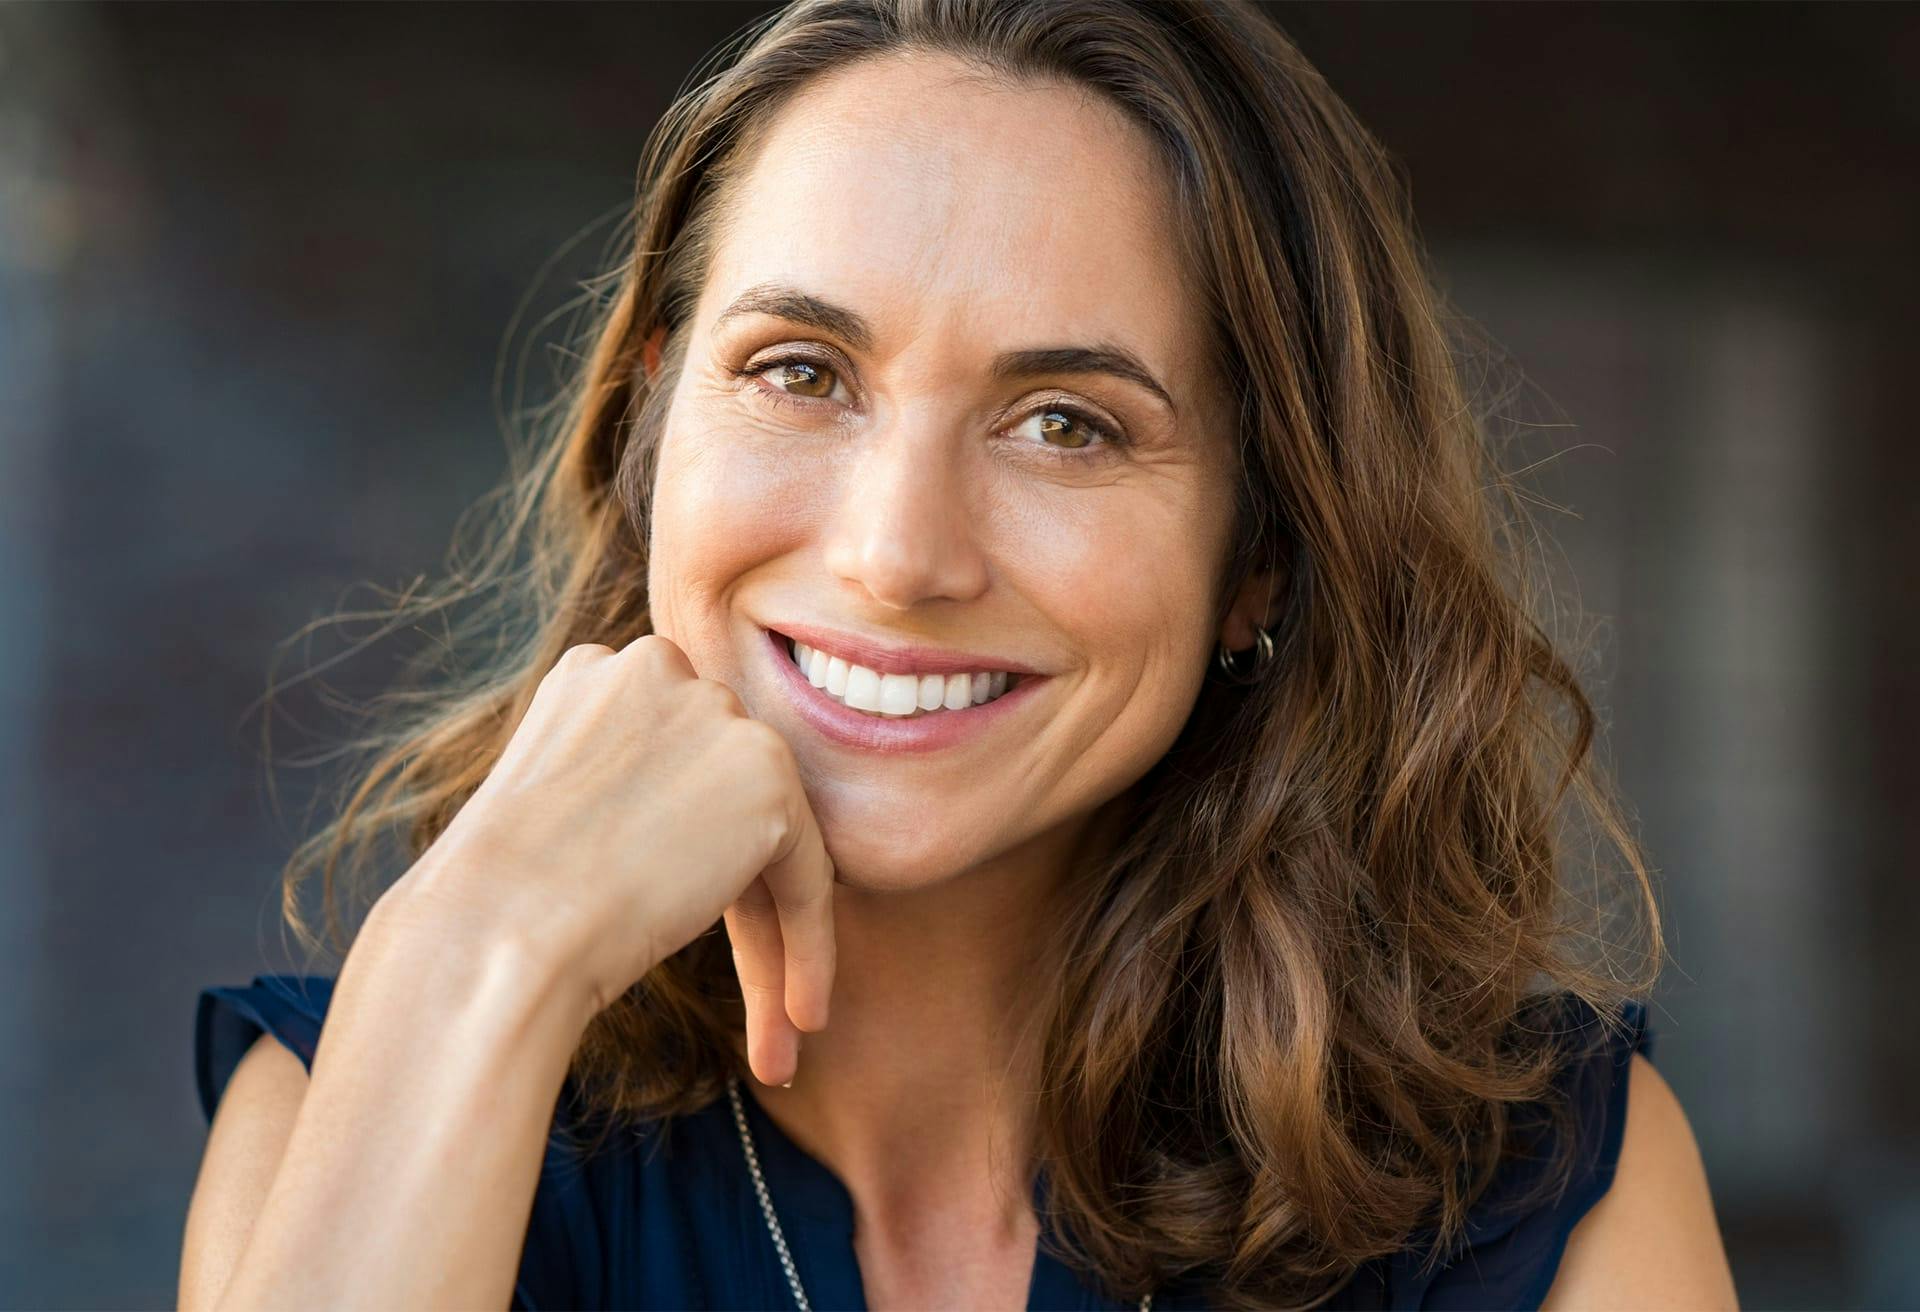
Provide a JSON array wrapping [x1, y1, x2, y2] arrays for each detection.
[[739, 354, 850, 406]]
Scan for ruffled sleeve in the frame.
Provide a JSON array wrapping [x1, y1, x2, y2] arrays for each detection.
[[1369, 993, 1656, 1310], [191, 973, 587, 1312], [194, 973, 337, 1121]]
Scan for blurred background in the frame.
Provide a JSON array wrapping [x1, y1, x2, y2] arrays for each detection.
[[3, 1, 1914, 1305]]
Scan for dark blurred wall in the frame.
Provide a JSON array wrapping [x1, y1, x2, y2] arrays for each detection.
[[2, 2, 1913, 1305]]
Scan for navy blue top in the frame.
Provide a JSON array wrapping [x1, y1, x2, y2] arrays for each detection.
[[194, 976, 1652, 1310]]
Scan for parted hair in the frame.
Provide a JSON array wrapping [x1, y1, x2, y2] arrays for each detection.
[[269, 1, 1662, 1306]]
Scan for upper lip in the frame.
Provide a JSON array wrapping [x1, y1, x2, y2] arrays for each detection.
[[766, 620, 1044, 677]]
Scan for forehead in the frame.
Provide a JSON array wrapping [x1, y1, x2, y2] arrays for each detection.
[[706, 51, 1211, 386]]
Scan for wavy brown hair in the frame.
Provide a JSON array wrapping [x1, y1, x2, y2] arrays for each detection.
[[261, 1, 1663, 1306]]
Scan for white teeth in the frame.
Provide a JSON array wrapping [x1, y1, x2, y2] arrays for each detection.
[[917, 674, 945, 711], [843, 663, 881, 712], [786, 635, 1019, 719], [875, 672, 918, 715], [793, 642, 831, 688]]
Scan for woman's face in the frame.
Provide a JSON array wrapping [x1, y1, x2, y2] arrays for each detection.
[[647, 50, 1259, 891]]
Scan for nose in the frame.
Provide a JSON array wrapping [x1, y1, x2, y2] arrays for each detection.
[[819, 405, 990, 610]]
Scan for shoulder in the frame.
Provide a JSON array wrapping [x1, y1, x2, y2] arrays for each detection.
[[185, 972, 602, 1310], [195, 973, 337, 1121], [1539, 1052, 1739, 1308], [1361, 993, 1733, 1310]]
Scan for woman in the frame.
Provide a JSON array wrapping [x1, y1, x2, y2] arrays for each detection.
[[180, 1, 1739, 1308]]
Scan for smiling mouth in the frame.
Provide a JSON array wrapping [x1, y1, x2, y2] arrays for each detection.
[[772, 630, 1023, 718]]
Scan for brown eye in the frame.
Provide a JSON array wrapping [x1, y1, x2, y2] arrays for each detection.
[[1037, 410, 1094, 449], [1009, 402, 1124, 458], [760, 358, 839, 399]]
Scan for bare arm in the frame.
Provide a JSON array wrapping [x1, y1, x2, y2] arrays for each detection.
[[179, 1032, 309, 1310], [180, 635, 838, 1308], [180, 885, 597, 1312], [1540, 1052, 1740, 1309]]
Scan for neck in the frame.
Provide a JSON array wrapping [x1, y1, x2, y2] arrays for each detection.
[[736, 808, 1112, 1244]]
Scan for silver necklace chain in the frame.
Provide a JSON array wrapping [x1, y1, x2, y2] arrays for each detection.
[[726, 1075, 1154, 1312]]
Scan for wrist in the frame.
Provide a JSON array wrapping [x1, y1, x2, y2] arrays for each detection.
[[359, 867, 603, 1047]]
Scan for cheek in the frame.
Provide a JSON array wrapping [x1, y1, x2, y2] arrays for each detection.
[[647, 423, 818, 650], [1022, 477, 1221, 661], [1008, 489, 1222, 751]]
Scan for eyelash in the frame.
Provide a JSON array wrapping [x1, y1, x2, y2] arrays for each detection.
[[730, 352, 1128, 462]]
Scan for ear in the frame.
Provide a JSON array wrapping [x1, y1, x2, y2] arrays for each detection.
[[641, 323, 668, 383], [1217, 563, 1288, 654]]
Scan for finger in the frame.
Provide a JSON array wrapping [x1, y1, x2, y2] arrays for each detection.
[[756, 784, 837, 1035], [723, 879, 802, 1088]]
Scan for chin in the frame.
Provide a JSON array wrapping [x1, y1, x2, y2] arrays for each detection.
[[810, 795, 987, 893], [819, 828, 976, 893]]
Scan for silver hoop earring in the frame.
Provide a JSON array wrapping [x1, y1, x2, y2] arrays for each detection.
[[1214, 625, 1276, 684]]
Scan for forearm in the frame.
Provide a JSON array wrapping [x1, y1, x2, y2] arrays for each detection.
[[214, 890, 596, 1311]]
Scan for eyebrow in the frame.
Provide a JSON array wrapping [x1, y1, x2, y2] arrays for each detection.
[[712, 281, 1178, 417]]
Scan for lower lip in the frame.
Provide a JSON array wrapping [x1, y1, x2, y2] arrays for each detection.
[[763, 627, 1048, 754]]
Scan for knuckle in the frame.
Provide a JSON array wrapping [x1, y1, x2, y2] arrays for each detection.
[[627, 633, 688, 673], [737, 976, 783, 1002], [695, 678, 747, 719], [780, 924, 831, 966], [730, 716, 792, 768], [546, 642, 611, 682], [729, 897, 779, 931], [779, 883, 829, 918]]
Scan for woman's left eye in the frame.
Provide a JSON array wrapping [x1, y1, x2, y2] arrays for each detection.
[[1005, 405, 1124, 458]]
